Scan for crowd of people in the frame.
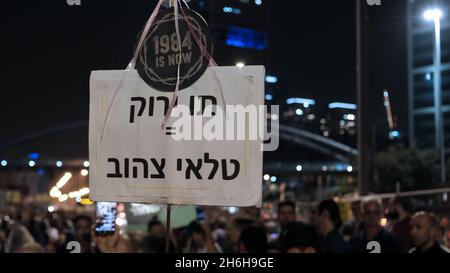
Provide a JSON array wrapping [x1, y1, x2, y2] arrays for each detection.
[[0, 197, 449, 253]]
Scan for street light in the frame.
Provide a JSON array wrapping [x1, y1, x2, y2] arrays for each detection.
[[424, 9, 442, 21], [424, 8, 446, 184]]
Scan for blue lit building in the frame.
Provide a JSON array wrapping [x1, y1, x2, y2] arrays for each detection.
[[189, 0, 285, 105], [407, 0, 450, 155], [189, 0, 269, 66]]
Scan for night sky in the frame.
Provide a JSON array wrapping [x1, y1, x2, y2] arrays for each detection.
[[0, 0, 408, 158]]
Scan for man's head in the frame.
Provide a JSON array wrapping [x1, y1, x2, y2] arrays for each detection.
[[238, 225, 268, 253], [147, 219, 165, 237], [73, 215, 93, 241], [351, 201, 362, 221], [278, 201, 296, 228], [187, 221, 206, 246], [280, 221, 320, 253], [316, 199, 342, 235], [227, 218, 255, 247], [362, 198, 382, 229], [410, 211, 441, 250], [393, 197, 413, 219]]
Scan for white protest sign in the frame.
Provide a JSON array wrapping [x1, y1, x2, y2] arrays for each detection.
[[89, 66, 265, 207]]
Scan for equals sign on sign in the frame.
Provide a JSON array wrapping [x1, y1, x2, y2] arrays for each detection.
[[165, 127, 176, 136]]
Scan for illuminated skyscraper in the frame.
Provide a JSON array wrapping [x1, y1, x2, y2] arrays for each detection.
[[407, 0, 450, 155]]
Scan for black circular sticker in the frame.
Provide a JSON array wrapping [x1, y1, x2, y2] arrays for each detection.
[[136, 7, 213, 92]]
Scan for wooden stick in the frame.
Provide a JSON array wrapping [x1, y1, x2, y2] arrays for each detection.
[[165, 204, 172, 253]]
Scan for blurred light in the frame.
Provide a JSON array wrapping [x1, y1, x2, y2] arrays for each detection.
[[236, 62, 245, 68], [270, 176, 277, 182], [443, 193, 448, 202], [56, 172, 72, 189], [322, 165, 328, 172], [323, 131, 330, 137], [295, 109, 303, 116], [271, 114, 278, 121], [223, 6, 242, 15], [255, 0, 262, 5], [1, 160, 7, 167], [76, 196, 81, 203], [424, 9, 442, 21], [38, 169, 45, 176], [226, 26, 267, 50], [56, 161, 63, 168], [383, 91, 389, 97], [345, 114, 356, 121], [116, 217, 126, 226], [83, 161, 90, 167], [49, 187, 61, 198], [28, 153, 40, 160], [79, 187, 90, 196], [223, 7, 242, 15], [58, 194, 68, 202], [119, 212, 126, 218], [390, 130, 401, 138], [48, 206, 55, 213], [380, 218, 387, 226], [347, 166, 353, 172], [328, 102, 357, 110], [68, 192, 77, 199], [28, 160, 36, 167], [307, 114, 315, 120], [263, 174, 270, 181], [425, 73, 432, 81], [296, 165, 303, 172], [286, 98, 316, 105], [265, 75, 278, 83], [81, 169, 89, 176], [265, 94, 273, 101], [228, 207, 237, 214]]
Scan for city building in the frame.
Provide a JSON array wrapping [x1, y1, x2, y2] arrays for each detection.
[[407, 0, 450, 155], [189, 0, 269, 66]]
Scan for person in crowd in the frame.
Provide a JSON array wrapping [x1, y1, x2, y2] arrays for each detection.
[[147, 219, 166, 237], [26, 208, 49, 248], [139, 219, 176, 253], [342, 200, 364, 242], [278, 201, 296, 231], [390, 197, 414, 252], [440, 216, 450, 248], [4, 221, 42, 253], [238, 225, 268, 253], [349, 198, 401, 253], [71, 215, 94, 253], [181, 220, 218, 253], [279, 221, 321, 253], [409, 211, 449, 253], [315, 199, 348, 253], [211, 216, 227, 244], [224, 217, 255, 253]]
